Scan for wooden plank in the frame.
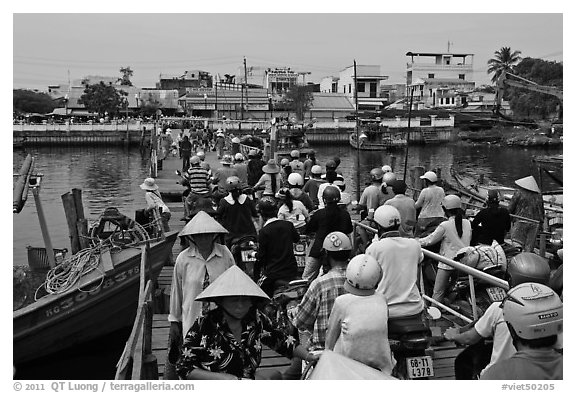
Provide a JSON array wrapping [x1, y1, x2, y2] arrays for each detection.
[[100, 248, 115, 273], [61, 191, 80, 253]]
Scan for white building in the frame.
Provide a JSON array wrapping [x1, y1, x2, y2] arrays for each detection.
[[337, 65, 388, 111]]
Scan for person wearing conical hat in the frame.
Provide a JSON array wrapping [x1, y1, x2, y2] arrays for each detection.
[[165, 211, 235, 379], [508, 175, 544, 252], [175, 265, 316, 380]]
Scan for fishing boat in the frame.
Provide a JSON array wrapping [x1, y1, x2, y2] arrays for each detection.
[[349, 120, 407, 150], [13, 209, 178, 365], [448, 165, 516, 209], [533, 154, 563, 188]]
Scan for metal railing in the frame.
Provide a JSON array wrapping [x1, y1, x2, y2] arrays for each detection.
[[351, 220, 509, 323]]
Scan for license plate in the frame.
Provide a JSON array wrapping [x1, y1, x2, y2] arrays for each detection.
[[241, 250, 256, 262], [296, 255, 306, 268], [486, 287, 507, 302], [294, 243, 306, 255], [406, 356, 434, 379]]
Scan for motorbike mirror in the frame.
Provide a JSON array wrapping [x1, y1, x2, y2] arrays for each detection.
[[427, 306, 442, 320]]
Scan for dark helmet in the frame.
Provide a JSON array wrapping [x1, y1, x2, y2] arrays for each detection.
[[487, 189, 500, 204], [225, 176, 242, 191], [257, 196, 277, 214], [322, 185, 341, 204], [325, 160, 337, 170], [506, 252, 551, 287]]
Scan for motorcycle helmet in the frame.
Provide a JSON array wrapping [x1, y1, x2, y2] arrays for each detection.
[[344, 254, 382, 296], [442, 194, 462, 210], [290, 149, 300, 159], [234, 153, 245, 162], [288, 173, 304, 187], [225, 176, 242, 191], [373, 205, 401, 229], [506, 252, 551, 287], [311, 165, 322, 175], [322, 185, 341, 204], [502, 282, 562, 340], [383, 172, 396, 185], [280, 158, 290, 167], [487, 189, 500, 204], [322, 231, 352, 252], [325, 160, 337, 170], [381, 165, 392, 173], [257, 196, 277, 215], [370, 167, 384, 181]]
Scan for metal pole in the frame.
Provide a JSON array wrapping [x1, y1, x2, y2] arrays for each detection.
[[354, 60, 361, 202], [403, 86, 415, 181], [32, 184, 57, 268]]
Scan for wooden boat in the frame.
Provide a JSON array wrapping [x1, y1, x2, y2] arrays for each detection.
[[533, 154, 563, 187], [13, 218, 178, 365], [349, 122, 407, 150], [448, 166, 516, 209]]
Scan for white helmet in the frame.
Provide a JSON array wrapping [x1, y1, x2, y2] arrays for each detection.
[[344, 254, 382, 296], [420, 171, 438, 183], [442, 194, 462, 210], [383, 172, 396, 185], [503, 283, 563, 340], [381, 165, 392, 173], [322, 231, 352, 252], [234, 153, 244, 162], [288, 172, 304, 187], [373, 205, 401, 229]]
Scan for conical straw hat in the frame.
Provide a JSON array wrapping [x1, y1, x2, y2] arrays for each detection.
[[195, 265, 270, 302], [178, 210, 228, 237], [514, 176, 540, 193]]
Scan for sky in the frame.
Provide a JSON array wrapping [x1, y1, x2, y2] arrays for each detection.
[[12, 8, 564, 91]]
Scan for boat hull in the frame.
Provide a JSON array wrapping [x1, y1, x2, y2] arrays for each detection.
[[13, 231, 177, 365], [349, 132, 407, 150]]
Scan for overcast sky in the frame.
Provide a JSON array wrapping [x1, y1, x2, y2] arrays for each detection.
[[12, 8, 564, 91]]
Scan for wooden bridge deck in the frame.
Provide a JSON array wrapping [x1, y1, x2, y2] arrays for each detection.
[[149, 150, 464, 380]]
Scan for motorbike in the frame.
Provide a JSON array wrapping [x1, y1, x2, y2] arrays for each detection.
[[229, 235, 258, 278], [388, 312, 434, 379]]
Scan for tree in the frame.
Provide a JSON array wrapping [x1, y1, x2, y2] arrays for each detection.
[[487, 47, 522, 83], [140, 93, 163, 117], [507, 58, 563, 120], [13, 89, 56, 114], [119, 66, 134, 86], [281, 85, 313, 121], [78, 82, 124, 117]]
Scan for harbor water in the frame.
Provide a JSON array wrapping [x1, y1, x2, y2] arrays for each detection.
[[13, 143, 562, 266], [12, 142, 561, 379]]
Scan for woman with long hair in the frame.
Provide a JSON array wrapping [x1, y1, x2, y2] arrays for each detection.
[[254, 159, 282, 197], [418, 194, 472, 303], [276, 187, 309, 230]]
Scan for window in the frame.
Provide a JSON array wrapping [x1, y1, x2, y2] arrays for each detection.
[[428, 73, 435, 79], [358, 83, 365, 93], [429, 89, 433, 97], [459, 74, 465, 80], [451, 97, 455, 104], [349, 84, 352, 93]]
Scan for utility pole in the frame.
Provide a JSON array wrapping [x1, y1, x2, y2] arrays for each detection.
[[402, 85, 415, 182], [243, 56, 248, 121], [354, 60, 361, 202]]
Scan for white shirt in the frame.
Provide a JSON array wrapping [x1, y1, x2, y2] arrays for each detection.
[[325, 293, 396, 374], [419, 216, 472, 270], [145, 191, 170, 213], [277, 200, 309, 228], [365, 236, 424, 318], [168, 243, 235, 338]]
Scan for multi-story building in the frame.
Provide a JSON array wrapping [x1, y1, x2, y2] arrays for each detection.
[[406, 51, 475, 108], [156, 70, 212, 95], [320, 76, 339, 93], [337, 65, 388, 111]]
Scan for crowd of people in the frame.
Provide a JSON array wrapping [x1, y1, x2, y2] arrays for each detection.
[[145, 133, 562, 381]]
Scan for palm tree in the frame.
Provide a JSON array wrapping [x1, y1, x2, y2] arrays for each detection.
[[487, 47, 522, 83]]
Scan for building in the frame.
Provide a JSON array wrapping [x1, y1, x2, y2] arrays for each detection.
[[380, 83, 407, 105], [337, 65, 388, 111], [157, 70, 212, 95], [320, 76, 339, 93], [308, 93, 355, 121]]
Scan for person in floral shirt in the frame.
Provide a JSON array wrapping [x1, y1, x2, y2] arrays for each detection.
[[176, 265, 316, 380]]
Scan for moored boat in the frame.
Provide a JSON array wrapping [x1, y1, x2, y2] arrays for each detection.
[[13, 209, 178, 365]]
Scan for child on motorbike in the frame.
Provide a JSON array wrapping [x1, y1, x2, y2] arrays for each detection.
[[325, 254, 395, 375]]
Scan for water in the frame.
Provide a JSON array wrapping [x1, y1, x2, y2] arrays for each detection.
[[13, 143, 562, 266], [12, 142, 561, 379]]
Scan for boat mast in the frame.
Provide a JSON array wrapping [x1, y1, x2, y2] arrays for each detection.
[[402, 85, 415, 181], [354, 60, 361, 201]]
